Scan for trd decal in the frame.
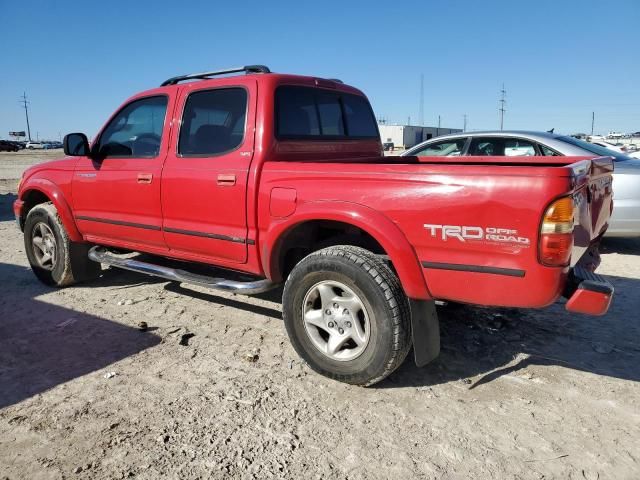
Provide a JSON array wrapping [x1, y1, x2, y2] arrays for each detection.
[[424, 224, 530, 246]]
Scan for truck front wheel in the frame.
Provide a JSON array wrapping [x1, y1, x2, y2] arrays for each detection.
[[282, 246, 411, 386], [24, 202, 101, 287]]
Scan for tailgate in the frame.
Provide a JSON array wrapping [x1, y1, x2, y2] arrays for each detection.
[[570, 157, 614, 266]]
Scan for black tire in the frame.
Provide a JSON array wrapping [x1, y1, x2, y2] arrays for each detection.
[[24, 202, 101, 287], [282, 245, 411, 386]]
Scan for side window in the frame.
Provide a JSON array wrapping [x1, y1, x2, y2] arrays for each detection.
[[540, 144, 560, 156], [97, 96, 168, 158], [469, 138, 505, 156], [415, 139, 466, 156], [504, 138, 536, 156], [178, 88, 248, 156]]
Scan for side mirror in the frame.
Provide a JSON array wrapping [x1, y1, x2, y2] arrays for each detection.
[[63, 133, 90, 156]]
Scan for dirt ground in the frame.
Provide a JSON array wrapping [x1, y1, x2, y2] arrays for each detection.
[[1, 152, 639, 479]]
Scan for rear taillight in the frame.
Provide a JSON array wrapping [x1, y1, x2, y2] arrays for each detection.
[[539, 196, 574, 266]]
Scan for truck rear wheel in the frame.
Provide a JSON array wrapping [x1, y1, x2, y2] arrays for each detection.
[[24, 202, 101, 287], [282, 246, 411, 386]]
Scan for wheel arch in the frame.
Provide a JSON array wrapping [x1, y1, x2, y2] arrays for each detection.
[[263, 201, 431, 300], [19, 179, 83, 242]]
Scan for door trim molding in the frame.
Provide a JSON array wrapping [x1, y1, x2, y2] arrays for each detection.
[[164, 226, 247, 244], [76, 215, 253, 245], [75, 215, 161, 231]]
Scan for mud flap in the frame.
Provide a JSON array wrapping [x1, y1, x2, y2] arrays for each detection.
[[409, 299, 440, 367], [70, 242, 102, 282]]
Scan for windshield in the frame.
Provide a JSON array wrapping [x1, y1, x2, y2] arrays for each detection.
[[557, 135, 627, 160]]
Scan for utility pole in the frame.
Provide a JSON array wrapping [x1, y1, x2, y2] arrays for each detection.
[[591, 112, 595, 136], [499, 84, 507, 130], [463, 114, 467, 132], [419, 74, 424, 126], [436, 115, 441, 136], [19, 92, 32, 141], [408, 116, 411, 126]]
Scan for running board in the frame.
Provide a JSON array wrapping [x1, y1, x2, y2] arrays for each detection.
[[88, 246, 278, 295]]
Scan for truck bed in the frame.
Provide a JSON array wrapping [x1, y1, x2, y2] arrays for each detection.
[[259, 155, 613, 307]]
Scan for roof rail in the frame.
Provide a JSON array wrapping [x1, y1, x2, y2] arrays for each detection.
[[327, 78, 343, 83], [161, 65, 271, 86]]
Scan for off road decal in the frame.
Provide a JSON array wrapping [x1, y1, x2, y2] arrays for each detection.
[[424, 224, 530, 246]]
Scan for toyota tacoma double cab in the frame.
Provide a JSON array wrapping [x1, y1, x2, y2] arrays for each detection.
[[14, 65, 615, 386]]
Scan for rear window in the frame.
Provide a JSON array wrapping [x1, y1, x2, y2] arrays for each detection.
[[558, 136, 624, 159], [275, 86, 378, 139]]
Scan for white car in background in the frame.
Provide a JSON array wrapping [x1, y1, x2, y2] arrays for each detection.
[[25, 141, 44, 150]]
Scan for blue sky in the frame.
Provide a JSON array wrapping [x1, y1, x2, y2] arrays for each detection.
[[1, 0, 639, 140]]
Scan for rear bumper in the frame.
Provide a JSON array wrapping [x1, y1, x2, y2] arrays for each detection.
[[564, 266, 613, 316]]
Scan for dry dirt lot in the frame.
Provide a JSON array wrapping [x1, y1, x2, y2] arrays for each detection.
[[0, 151, 639, 479]]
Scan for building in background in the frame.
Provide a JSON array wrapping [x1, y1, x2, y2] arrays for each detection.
[[378, 124, 462, 150]]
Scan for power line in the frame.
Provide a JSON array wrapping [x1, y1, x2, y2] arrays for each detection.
[[498, 83, 506, 130], [19, 92, 32, 141]]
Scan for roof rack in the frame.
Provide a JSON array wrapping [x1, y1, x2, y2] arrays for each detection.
[[327, 78, 343, 83], [161, 65, 271, 87]]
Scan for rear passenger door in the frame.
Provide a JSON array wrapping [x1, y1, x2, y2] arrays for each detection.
[[161, 80, 256, 265]]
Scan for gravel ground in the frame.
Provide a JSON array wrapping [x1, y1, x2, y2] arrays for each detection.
[[0, 152, 639, 479]]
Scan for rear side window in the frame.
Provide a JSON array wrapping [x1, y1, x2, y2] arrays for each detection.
[[504, 139, 536, 156], [276, 86, 378, 139], [469, 138, 505, 156], [414, 139, 466, 156], [539, 144, 560, 156], [179, 88, 247, 156]]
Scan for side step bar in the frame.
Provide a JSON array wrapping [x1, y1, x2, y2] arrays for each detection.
[[88, 247, 278, 295]]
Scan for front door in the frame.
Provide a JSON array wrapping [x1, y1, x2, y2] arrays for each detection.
[[73, 94, 172, 250], [161, 80, 256, 264]]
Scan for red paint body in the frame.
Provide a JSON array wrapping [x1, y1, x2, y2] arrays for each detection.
[[15, 72, 614, 314]]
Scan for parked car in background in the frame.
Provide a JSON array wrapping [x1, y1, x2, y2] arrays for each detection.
[[26, 141, 44, 150], [0, 140, 20, 152], [403, 131, 640, 237]]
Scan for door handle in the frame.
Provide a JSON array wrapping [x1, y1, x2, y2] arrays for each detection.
[[137, 173, 153, 184], [217, 174, 236, 186]]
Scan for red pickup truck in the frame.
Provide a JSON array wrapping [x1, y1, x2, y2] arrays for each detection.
[[14, 65, 614, 386]]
